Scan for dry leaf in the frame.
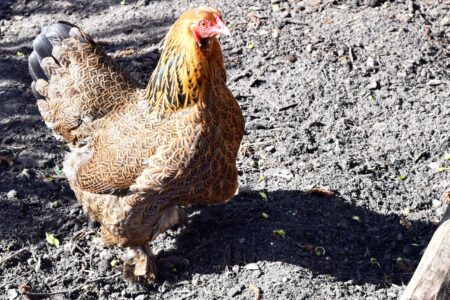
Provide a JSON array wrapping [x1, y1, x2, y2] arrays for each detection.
[[400, 218, 413, 231], [305, 186, 337, 197], [249, 283, 261, 300]]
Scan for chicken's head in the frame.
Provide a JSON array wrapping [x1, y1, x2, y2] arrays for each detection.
[[181, 7, 231, 47]]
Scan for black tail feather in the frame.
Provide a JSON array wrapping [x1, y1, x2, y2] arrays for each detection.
[[28, 21, 80, 99], [32, 33, 53, 63], [28, 51, 47, 81]]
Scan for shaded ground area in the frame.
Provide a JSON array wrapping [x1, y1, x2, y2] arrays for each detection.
[[1, 0, 450, 299]]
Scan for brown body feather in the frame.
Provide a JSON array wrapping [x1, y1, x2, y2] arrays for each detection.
[[29, 8, 244, 281]]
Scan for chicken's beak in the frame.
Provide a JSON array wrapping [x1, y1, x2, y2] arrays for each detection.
[[214, 16, 231, 36], [216, 24, 231, 36]]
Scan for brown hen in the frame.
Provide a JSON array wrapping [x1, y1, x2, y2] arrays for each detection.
[[28, 8, 244, 282]]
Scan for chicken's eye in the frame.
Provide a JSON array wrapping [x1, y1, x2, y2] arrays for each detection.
[[200, 21, 207, 28]]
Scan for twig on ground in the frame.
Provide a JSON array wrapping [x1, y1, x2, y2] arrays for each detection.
[[72, 229, 96, 241], [0, 248, 27, 265], [347, 43, 354, 63], [173, 291, 196, 300], [246, 139, 277, 146], [21, 273, 121, 298], [73, 243, 89, 257]]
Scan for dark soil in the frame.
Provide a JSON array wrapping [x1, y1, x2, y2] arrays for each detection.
[[1, 0, 450, 299]]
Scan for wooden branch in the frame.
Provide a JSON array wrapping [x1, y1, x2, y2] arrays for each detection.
[[0, 248, 27, 265], [401, 205, 450, 300], [22, 273, 121, 298]]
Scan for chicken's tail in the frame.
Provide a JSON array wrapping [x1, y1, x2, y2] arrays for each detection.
[[28, 21, 138, 144]]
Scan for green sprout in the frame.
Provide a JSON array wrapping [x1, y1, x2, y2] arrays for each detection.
[[352, 215, 361, 223], [258, 174, 266, 183], [54, 166, 64, 176], [370, 257, 380, 267], [437, 167, 450, 172], [110, 259, 119, 267], [45, 232, 60, 248], [315, 246, 325, 256], [273, 229, 286, 237], [259, 191, 268, 201]]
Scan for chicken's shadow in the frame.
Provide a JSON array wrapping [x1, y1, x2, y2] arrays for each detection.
[[161, 189, 434, 286]]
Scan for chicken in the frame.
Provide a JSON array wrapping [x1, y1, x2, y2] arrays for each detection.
[[28, 7, 244, 282]]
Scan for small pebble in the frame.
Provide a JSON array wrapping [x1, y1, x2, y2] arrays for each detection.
[[69, 208, 80, 216], [7, 190, 17, 199], [271, 4, 281, 12], [440, 16, 450, 26], [265, 145, 276, 153], [366, 57, 376, 68], [428, 162, 439, 169], [286, 53, 297, 63], [99, 249, 113, 261], [367, 80, 379, 90], [245, 263, 260, 270], [305, 44, 312, 53], [427, 79, 442, 86], [232, 265, 240, 273], [272, 28, 280, 38], [432, 199, 442, 208], [254, 270, 263, 277], [7, 289, 18, 300], [227, 285, 244, 297], [17, 168, 31, 180], [436, 205, 447, 218], [265, 167, 293, 180]]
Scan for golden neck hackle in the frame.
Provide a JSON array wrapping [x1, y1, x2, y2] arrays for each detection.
[[145, 19, 226, 114]]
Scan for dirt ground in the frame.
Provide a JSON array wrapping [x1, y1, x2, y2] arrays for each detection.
[[1, 0, 450, 299]]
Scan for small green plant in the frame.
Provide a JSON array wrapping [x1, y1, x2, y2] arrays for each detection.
[[437, 166, 450, 172], [352, 215, 361, 222], [315, 246, 325, 256], [258, 174, 266, 183], [54, 166, 64, 176], [398, 175, 407, 181], [259, 191, 268, 201], [370, 257, 380, 267], [110, 259, 119, 267], [261, 212, 269, 219], [45, 232, 60, 248], [273, 229, 285, 237]]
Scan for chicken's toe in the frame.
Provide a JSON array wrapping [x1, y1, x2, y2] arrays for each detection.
[[122, 245, 158, 283]]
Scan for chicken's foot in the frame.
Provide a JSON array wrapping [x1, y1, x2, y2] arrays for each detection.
[[123, 244, 157, 283]]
